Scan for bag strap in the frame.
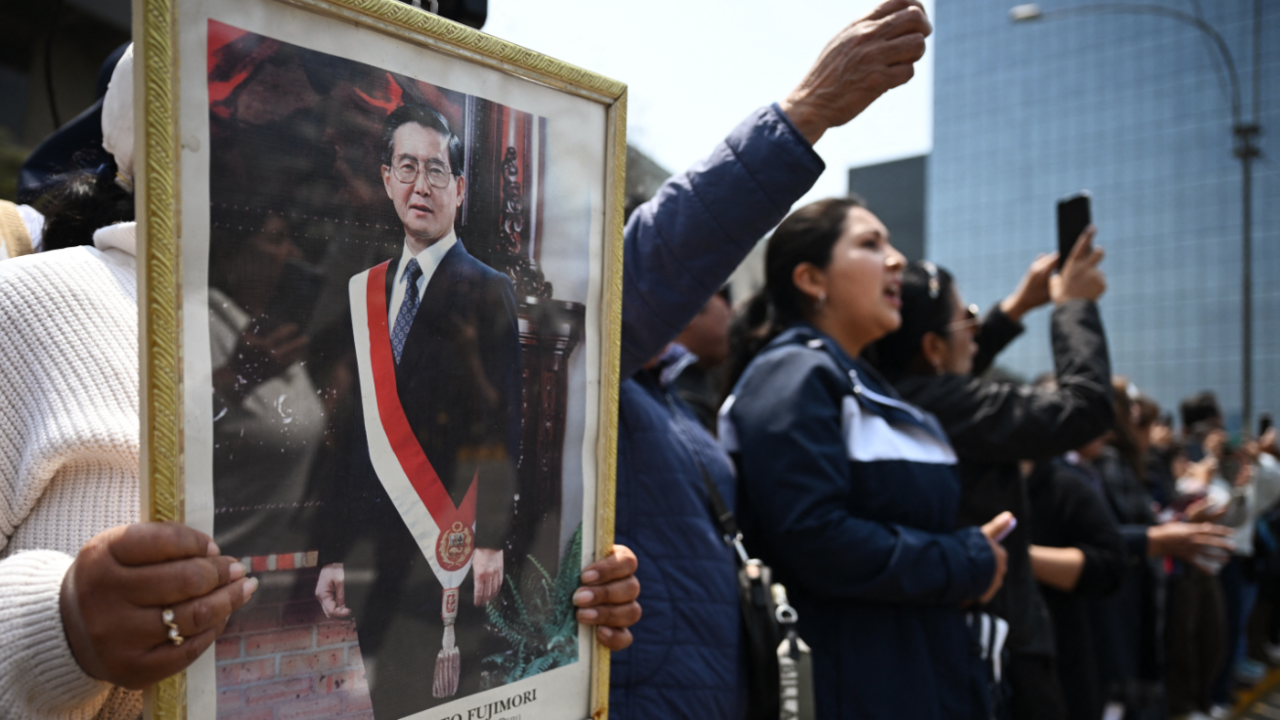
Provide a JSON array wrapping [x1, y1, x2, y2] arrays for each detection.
[[659, 376, 803, 659], [662, 389, 751, 566]]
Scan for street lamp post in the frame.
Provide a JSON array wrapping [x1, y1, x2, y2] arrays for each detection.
[[1011, 2, 1262, 431]]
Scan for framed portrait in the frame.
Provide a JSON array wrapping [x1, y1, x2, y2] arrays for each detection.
[[131, 1, 626, 718]]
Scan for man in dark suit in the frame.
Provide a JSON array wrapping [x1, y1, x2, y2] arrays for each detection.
[[316, 103, 523, 718]]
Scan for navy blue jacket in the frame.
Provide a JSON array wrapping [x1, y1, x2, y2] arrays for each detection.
[[723, 326, 997, 720], [609, 104, 824, 719]]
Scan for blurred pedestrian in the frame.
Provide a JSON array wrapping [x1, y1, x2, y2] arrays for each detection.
[[865, 228, 1113, 720], [670, 289, 733, 431], [1026, 432, 1127, 720], [1182, 393, 1280, 711]]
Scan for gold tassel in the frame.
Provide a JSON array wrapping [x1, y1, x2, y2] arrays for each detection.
[[433, 588, 461, 698]]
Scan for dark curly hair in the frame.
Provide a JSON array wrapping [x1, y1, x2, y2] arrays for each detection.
[[35, 161, 135, 251]]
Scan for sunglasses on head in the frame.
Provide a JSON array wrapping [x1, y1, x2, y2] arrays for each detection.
[[947, 304, 981, 336]]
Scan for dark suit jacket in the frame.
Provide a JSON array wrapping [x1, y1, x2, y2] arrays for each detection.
[[325, 240, 522, 718], [381, 241, 522, 537]]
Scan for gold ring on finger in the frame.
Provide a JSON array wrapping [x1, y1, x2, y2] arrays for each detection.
[[162, 608, 184, 646]]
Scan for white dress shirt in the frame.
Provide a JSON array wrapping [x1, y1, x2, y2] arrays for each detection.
[[387, 230, 457, 328]]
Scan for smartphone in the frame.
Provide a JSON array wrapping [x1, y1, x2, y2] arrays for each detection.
[[1056, 192, 1092, 269], [1261, 412, 1274, 436]]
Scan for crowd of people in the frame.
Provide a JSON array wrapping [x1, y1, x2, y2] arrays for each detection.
[[1, 1, 1276, 719]]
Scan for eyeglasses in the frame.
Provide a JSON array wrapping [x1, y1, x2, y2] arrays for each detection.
[[390, 155, 454, 188], [947, 304, 981, 335]]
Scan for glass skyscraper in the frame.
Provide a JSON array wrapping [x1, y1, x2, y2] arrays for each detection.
[[927, 1, 1278, 430]]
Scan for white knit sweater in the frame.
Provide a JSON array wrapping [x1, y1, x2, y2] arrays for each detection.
[[0, 223, 143, 719]]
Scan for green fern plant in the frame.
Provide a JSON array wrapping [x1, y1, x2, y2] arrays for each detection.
[[481, 524, 583, 685]]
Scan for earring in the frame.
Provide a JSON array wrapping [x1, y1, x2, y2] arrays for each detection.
[[816, 292, 827, 312]]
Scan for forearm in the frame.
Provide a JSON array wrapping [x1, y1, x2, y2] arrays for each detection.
[[971, 306, 1023, 377], [1048, 300, 1113, 424], [211, 365, 252, 404], [1028, 544, 1085, 592], [474, 460, 516, 549], [0, 551, 115, 716], [475, 294, 521, 550], [757, 512, 995, 606], [619, 104, 823, 377], [907, 307, 1107, 460]]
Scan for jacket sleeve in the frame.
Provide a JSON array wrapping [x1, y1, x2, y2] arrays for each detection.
[[0, 258, 128, 715], [474, 272, 521, 549], [730, 348, 995, 606], [619, 104, 824, 379], [1118, 525, 1150, 560], [0, 552, 116, 716], [1050, 471, 1127, 596], [915, 299, 1114, 464], [970, 306, 1024, 378]]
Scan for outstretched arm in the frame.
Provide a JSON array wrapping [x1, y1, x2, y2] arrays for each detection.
[[620, 0, 932, 377], [970, 253, 1057, 376]]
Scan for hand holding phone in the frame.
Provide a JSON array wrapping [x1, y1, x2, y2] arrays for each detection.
[[1050, 222, 1106, 305]]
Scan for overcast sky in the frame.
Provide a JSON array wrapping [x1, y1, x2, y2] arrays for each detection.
[[484, 0, 935, 208]]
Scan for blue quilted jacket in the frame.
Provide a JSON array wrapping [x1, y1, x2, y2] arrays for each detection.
[[608, 104, 823, 720]]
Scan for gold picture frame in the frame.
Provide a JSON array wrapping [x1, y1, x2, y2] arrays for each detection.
[[133, 0, 626, 717]]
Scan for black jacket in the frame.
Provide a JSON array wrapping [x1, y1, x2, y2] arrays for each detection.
[[1028, 458, 1127, 720], [890, 299, 1114, 658]]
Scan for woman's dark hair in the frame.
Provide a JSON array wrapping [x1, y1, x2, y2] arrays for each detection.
[[36, 162, 135, 251], [1110, 376, 1147, 482], [721, 196, 863, 397], [1179, 391, 1222, 431], [864, 260, 956, 381]]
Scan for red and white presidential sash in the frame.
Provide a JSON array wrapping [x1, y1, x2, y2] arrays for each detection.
[[349, 261, 477, 697]]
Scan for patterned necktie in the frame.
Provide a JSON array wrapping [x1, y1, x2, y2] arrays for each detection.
[[391, 258, 423, 364]]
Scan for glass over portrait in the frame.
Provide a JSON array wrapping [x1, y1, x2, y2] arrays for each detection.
[[144, 1, 622, 718]]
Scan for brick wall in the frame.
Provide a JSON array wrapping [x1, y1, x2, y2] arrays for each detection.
[[216, 567, 371, 720]]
